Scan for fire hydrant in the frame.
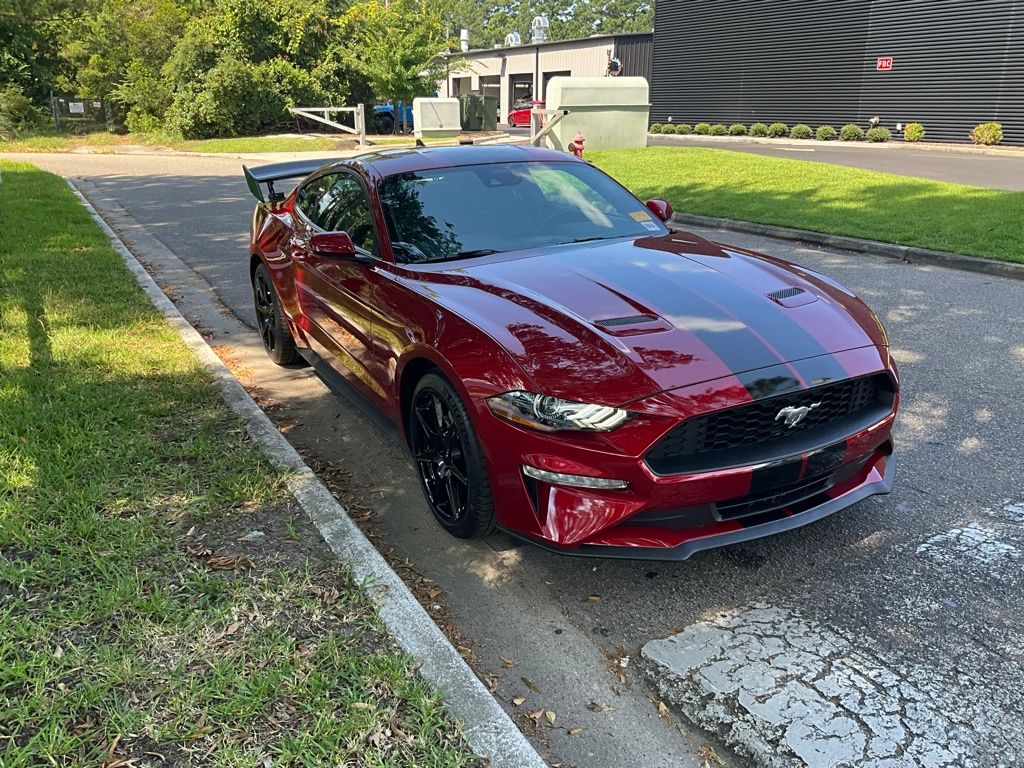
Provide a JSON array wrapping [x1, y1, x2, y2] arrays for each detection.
[[568, 130, 585, 159]]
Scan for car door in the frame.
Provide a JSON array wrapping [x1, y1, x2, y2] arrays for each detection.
[[291, 172, 387, 404]]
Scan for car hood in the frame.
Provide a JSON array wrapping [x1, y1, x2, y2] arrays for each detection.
[[421, 232, 886, 406]]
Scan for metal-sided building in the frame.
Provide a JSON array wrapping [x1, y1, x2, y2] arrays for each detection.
[[442, 33, 652, 125], [651, 0, 1024, 145]]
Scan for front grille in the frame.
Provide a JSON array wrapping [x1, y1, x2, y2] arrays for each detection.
[[625, 443, 888, 529], [645, 373, 894, 475]]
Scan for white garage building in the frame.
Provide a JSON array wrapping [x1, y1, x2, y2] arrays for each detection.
[[441, 32, 652, 126]]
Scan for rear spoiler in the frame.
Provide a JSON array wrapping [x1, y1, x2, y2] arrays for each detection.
[[242, 158, 342, 203]]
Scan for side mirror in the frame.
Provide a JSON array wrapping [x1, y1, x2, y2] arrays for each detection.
[[309, 231, 357, 258], [645, 199, 674, 222]]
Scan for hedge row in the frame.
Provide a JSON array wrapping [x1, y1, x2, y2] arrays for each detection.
[[650, 120, 1004, 145]]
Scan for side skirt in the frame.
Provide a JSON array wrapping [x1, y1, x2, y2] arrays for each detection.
[[296, 347, 408, 454]]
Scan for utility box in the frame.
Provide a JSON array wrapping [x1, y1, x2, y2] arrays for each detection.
[[413, 97, 461, 139], [459, 94, 498, 132], [543, 77, 650, 152]]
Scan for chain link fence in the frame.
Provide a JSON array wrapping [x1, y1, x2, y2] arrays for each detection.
[[50, 95, 125, 134]]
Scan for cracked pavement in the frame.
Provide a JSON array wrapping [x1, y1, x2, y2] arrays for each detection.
[[643, 597, 1021, 767]]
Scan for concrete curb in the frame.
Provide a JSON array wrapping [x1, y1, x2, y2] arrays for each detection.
[[649, 132, 1024, 157], [671, 212, 1024, 282], [66, 180, 548, 768]]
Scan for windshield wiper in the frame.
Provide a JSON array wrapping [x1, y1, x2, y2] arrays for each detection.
[[419, 249, 499, 264], [568, 235, 625, 244]]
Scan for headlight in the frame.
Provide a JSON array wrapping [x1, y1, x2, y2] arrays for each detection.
[[486, 391, 631, 432]]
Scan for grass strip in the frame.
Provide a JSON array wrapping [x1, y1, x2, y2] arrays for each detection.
[[0, 132, 346, 154], [590, 146, 1024, 264], [0, 161, 474, 767]]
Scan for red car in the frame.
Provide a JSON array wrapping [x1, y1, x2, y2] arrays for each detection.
[[243, 146, 898, 560], [508, 100, 542, 128]]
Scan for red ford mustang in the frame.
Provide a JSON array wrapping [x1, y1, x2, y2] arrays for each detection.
[[243, 146, 898, 560]]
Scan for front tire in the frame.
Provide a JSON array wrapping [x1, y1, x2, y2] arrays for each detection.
[[252, 262, 298, 365], [409, 373, 495, 539]]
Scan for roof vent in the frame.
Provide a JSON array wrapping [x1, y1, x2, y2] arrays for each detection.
[[595, 314, 658, 328], [531, 15, 549, 43]]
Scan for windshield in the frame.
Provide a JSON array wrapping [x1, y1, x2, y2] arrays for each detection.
[[377, 161, 669, 264]]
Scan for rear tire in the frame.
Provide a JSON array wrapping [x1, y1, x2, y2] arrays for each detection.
[[409, 373, 495, 539], [252, 262, 298, 366], [375, 114, 395, 135]]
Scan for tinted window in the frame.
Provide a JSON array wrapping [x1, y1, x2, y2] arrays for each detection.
[[296, 174, 337, 229], [320, 175, 378, 254], [378, 161, 668, 264]]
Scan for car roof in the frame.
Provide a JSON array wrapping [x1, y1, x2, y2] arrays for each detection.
[[333, 144, 580, 177]]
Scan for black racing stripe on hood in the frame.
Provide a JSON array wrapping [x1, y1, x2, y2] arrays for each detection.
[[666, 264, 851, 384], [585, 261, 790, 383]]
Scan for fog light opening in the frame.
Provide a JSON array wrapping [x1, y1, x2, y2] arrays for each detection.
[[522, 464, 629, 490]]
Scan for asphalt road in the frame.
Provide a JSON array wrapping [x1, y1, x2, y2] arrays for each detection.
[[12, 151, 1024, 768], [649, 135, 1024, 191]]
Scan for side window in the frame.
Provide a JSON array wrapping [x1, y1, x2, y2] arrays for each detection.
[[321, 174, 379, 256], [296, 174, 338, 229]]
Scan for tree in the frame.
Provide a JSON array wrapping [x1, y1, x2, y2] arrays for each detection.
[[0, 0, 85, 103], [341, 0, 455, 133]]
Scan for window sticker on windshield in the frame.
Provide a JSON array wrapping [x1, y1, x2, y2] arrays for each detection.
[[629, 210, 651, 222], [641, 220, 660, 231]]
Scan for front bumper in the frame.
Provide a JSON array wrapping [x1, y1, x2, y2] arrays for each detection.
[[473, 347, 898, 560], [508, 450, 894, 561]]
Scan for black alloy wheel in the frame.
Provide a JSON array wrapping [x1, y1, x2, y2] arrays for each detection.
[[252, 263, 298, 365], [409, 373, 494, 538]]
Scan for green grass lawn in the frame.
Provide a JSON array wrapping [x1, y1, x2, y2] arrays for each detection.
[[590, 146, 1024, 263], [0, 162, 474, 767], [0, 132, 348, 154]]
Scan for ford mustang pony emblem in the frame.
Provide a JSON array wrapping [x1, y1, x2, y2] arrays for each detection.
[[775, 403, 822, 428]]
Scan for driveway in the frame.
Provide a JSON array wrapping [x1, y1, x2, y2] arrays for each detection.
[[650, 135, 1024, 191], [11, 151, 1024, 768]]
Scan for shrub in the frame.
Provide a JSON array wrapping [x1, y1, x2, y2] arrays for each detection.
[[767, 122, 788, 138], [903, 122, 926, 142], [729, 123, 747, 136], [709, 123, 728, 135], [125, 108, 164, 134], [815, 125, 838, 141], [749, 122, 769, 137], [840, 123, 865, 141], [971, 122, 1003, 145], [694, 122, 711, 135], [677, 123, 693, 135], [649, 123, 663, 133], [790, 123, 813, 139], [660, 123, 678, 134], [0, 85, 48, 140], [866, 126, 891, 142]]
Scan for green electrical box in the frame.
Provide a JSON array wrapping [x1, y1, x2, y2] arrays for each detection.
[[459, 94, 499, 132]]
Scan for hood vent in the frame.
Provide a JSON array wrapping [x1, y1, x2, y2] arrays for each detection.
[[595, 314, 658, 328], [767, 287, 805, 301], [766, 286, 818, 308]]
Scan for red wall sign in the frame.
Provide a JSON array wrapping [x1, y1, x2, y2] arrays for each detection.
[[876, 57, 894, 71]]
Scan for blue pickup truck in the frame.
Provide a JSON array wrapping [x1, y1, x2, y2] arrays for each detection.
[[372, 102, 414, 134]]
